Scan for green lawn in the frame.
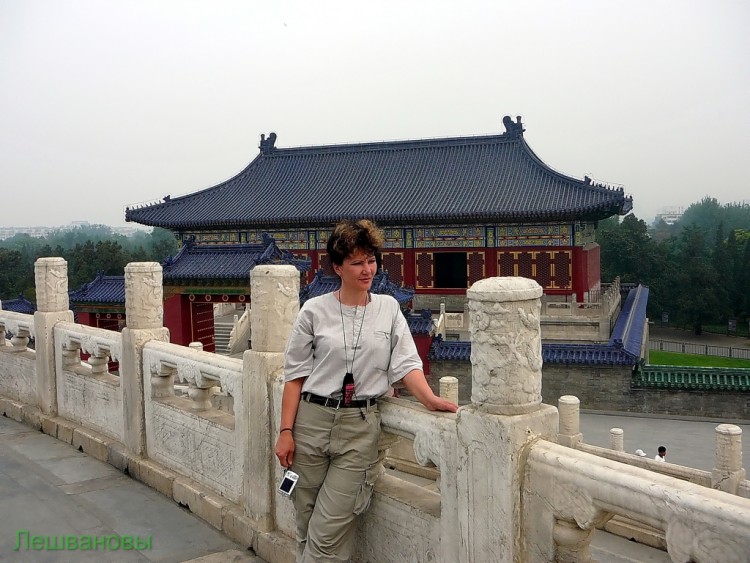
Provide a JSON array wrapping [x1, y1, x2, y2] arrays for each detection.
[[648, 350, 750, 369]]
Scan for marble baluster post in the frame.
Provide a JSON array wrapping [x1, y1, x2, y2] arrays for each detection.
[[120, 262, 169, 456], [34, 258, 74, 416], [456, 277, 558, 562], [557, 395, 583, 448], [711, 424, 745, 494], [243, 265, 299, 529]]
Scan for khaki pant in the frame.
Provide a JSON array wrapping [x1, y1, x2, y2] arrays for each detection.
[[291, 398, 381, 563]]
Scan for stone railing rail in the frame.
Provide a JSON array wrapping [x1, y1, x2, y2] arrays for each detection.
[[541, 278, 621, 321], [0, 310, 36, 352], [1, 259, 749, 562]]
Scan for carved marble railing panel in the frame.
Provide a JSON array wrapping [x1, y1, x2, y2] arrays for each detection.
[[144, 340, 240, 411], [0, 332, 36, 403], [143, 340, 244, 502], [524, 440, 750, 562], [53, 321, 123, 441], [0, 311, 36, 353], [55, 321, 122, 370], [379, 397, 459, 563]]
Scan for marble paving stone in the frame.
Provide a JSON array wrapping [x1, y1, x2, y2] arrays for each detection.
[[4, 430, 89, 461], [0, 416, 262, 563]]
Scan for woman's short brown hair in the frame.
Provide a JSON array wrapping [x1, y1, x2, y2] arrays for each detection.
[[326, 219, 384, 266]]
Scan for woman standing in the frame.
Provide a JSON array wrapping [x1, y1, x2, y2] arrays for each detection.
[[275, 219, 457, 562]]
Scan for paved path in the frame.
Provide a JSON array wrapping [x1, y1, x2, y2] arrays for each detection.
[[649, 325, 750, 350], [580, 411, 750, 470], [0, 415, 264, 563]]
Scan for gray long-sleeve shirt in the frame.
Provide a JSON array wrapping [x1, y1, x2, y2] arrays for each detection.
[[284, 292, 423, 399]]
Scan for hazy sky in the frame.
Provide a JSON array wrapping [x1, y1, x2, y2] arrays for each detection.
[[1, 0, 748, 229]]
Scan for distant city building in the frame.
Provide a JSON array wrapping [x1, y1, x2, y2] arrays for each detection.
[[653, 206, 684, 226], [0, 223, 149, 240]]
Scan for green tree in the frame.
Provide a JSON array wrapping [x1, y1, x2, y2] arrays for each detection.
[[676, 197, 750, 236], [0, 248, 32, 299], [711, 223, 730, 321], [597, 214, 657, 284], [673, 225, 720, 334]]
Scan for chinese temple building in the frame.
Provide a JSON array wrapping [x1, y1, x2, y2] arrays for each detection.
[[125, 116, 632, 312]]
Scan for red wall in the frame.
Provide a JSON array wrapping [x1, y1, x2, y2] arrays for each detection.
[[572, 244, 601, 301], [164, 294, 192, 346], [413, 334, 432, 375]]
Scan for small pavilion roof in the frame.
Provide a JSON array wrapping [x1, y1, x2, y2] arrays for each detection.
[[299, 269, 414, 306], [70, 235, 311, 303], [405, 309, 435, 335], [0, 294, 36, 314], [162, 235, 310, 282], [125, 117, 632, 230], [69, 275, 126, 304]]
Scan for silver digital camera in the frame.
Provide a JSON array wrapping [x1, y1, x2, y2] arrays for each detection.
[[278, 470, 299, 496]]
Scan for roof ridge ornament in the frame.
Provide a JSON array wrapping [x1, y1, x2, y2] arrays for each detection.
[[259, 132, 277, 154], [502, 115, 525, 138]]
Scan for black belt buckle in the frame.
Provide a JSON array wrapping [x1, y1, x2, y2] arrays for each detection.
[[304, 392, 370, 409], [327, 397, 343, 409]]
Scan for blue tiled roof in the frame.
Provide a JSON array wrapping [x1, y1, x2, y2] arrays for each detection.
[[609, 285, 649, 357], [125, 118, 632, 230], [429, 285, 649, 366], [69, 274, 126, 304], [541, 344, 638, 366], [406, 309, 434, 335], [70, 236, 310, 302], [299, 269, 414, 306], [429, 336, 471, 361], [162, 236, 310, 281], [1, 294, 36, 314]]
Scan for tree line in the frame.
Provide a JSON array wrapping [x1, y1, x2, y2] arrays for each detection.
[[598, 197, 750, 334], [0, 226, 179, 303]]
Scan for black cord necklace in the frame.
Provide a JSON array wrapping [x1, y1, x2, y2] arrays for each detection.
[[339, 290, 368, 378]]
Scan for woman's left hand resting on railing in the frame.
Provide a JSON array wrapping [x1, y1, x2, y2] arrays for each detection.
[[400, 369, 459, 413]]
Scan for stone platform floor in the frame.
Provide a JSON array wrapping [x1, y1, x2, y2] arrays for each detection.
[[0, 415, 263, 562]]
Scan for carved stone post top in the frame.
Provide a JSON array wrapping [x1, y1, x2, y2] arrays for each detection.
[[250, 264, 299, 279], [125, 262, 162, 274], [715, 424, 742, 436], [559, 395, 580, 407], [34, 257, 69, 312], [467, 276, 542, 303], [35, 257, 67, 267], [125, 261, 163, 330], [250, 264, 300, 353]]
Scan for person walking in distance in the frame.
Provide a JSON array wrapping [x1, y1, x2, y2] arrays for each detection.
[[654, 445, 667, 462], [275, 219, 458, 562]]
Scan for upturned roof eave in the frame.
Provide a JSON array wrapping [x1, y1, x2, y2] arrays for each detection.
[[128, 204, 630, 231]]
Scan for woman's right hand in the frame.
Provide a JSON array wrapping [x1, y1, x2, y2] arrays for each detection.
[[275, 432, 295, 468]]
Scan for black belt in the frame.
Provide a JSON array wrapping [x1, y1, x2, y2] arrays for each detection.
[[302, 392, 375, 409]]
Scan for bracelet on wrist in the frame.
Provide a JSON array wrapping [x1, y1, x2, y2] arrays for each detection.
[[280, 428, 293, 434]]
